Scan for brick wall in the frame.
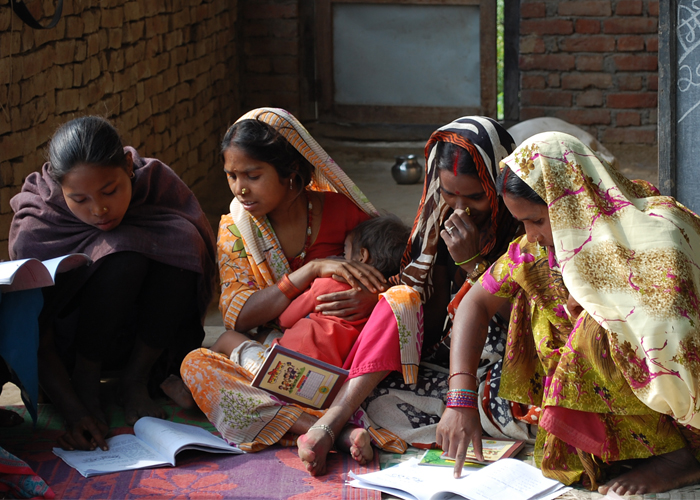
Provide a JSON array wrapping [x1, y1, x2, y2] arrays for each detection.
[[0, 0, 239, 259], [239, 0, 302, 116], [519, 0, 658, 145]]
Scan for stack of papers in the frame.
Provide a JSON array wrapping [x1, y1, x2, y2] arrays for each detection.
[[348, 457, 571, 500]]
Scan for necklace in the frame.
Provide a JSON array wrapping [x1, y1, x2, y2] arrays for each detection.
[[290, 191, 313, 271]]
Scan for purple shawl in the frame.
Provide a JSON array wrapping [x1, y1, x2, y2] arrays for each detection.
[[9, 147, 216, 316]]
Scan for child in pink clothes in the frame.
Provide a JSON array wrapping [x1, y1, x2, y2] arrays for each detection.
[[212, 215, 409, 368]]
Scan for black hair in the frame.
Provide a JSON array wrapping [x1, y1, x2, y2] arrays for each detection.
[[347, 214, 411, 279], [221, 119, 313, 189], [495, 165, 547, 205], [47, 116, 128, 183], [434, 142, 478, 177]]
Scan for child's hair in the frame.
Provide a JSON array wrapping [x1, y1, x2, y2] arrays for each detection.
[[347, 214, 410, 279], [434, 142, 478, 177], [47, 116, 128, 183], [495, 165, 546, 205], [221, 119, 314, 189]]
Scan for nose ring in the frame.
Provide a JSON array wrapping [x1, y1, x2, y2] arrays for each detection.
[[241, 188, 247, 195], [102, 207, 108, 212], [465, 207, 471, 216]]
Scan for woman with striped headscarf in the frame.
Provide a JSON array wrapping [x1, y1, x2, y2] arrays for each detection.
[[359, 117, 535, 449]]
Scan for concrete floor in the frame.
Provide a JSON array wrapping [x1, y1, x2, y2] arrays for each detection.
[[0, 138, 659, 406]]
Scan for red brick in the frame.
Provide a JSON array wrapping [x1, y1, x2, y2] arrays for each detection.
[[559, 36, 615, 52], [244, 38, 298, 56], [561, 73, 613, 89], [648, 74, 658, 91], [520, 54, 576, 71], [522, 74, 546, 89], [520, 107, 546, 121], [243, 4, 297, 20], [606, 92, 657, 108], [559, 1, 611, 16], [272, 56, 297, 74], [556, 109, 611, 125], [616, 111, 641, 126], [547, 74, 561, 87], [575, 19, 600, 34], [613, 54, 657, 71], [603, 128, 655, 144], [648, 1, 659, 16], [521, 19, 573, 35], [617, 36, 645, 51], [617, 74, 643, 90], [520, 36, 546, 54], [577, 89, 604, 107], [646, 36, 658, 52], [603, 18, 657, 34], [616, 0, 643, 15], [521, 90, 572, 107], [521, 2, 546, 18], [246, 57, 272, 73], [576, 55, 604, 71]]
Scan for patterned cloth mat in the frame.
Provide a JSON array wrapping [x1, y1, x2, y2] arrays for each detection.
[[377, 446, 700, 500], [0, 401, 380, 500]]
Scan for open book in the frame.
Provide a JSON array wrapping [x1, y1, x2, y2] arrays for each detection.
[[53, 417, 244, 477], [251, 344, 348, 409], [348, 457, 571, 500], [0, 254, 91, 292], [419, 438, 525, 466]]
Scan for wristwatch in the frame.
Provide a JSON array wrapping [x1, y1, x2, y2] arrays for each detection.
[[466, 260, 489, 281]]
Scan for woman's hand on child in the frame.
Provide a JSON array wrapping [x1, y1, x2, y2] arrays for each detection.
[[58, 414, 110, 452], [436, 406, 483, 479], [310, 259, 386, 294], [440, 209, 481, 264], [315, 285, 379, 321]]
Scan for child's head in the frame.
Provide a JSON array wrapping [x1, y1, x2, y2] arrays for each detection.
[[48, 116, 134, 232], [344, 215, 410, 279]]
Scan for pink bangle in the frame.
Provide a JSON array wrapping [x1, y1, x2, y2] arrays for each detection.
[[277, 274, 302, 300]]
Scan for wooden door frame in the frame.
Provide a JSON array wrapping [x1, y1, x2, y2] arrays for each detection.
[[313, 0, 497, 124]]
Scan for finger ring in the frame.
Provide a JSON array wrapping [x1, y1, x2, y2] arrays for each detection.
[[465, 207, 471, 216], [445, 225, 453, 234]]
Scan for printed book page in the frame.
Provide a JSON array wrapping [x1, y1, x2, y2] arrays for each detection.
[[53, 417, 243, 477], [348, 457, 570, 500], [0, 254, 90, 292]]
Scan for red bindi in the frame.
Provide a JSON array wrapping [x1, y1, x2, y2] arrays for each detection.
[[455, 190, 461, 195]]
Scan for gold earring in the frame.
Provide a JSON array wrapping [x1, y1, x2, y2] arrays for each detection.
[[241, 188, 247, 195], [102, 207, 108, 212]]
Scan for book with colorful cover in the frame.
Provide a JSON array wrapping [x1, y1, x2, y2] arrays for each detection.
[[250, 344, 348, 409], [419, 437, 525, 467]]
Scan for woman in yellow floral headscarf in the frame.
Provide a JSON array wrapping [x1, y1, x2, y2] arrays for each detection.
[[437, 132, 700, 495]]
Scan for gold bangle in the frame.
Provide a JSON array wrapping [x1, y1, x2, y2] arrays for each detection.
[[448, 371, 479, 383], [277, 274, 302, 300]]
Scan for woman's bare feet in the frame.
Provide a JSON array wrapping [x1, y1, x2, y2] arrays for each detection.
[[598, 447, 700, 495], [160, 374, 197, 410], [297, 425, 335, 476], [122, 379, 166, 425], [337, 425, 373, 465]]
